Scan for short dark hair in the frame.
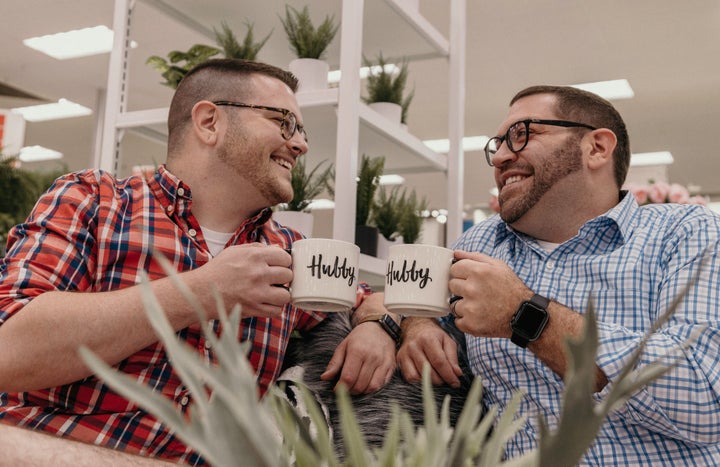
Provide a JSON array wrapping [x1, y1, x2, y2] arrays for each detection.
[[167, 59, 299, 153], [511, 85, 631, 187]]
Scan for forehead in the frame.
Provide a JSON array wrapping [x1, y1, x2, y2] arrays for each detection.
[[248, 74, 303, 116], [497, 93, 559, 133]]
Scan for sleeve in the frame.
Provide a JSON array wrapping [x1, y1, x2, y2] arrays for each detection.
[[594, 210, 720, 445], [0, 172, 99, 323]]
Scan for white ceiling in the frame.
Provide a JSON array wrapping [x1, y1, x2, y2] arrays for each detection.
[[1, 0, 719, 214]]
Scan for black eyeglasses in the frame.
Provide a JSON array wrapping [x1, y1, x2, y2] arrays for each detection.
[[212, 101, 308, 142], [484, 119, 596, 166]]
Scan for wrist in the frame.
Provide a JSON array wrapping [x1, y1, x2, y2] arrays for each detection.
[[353, 313, 402, 344]]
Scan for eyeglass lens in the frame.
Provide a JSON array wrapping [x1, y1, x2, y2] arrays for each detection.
[[485, 121, 529, 165], [282, 112, 307, 142]]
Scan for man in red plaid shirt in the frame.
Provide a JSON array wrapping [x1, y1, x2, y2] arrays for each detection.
[[0, 59, 397, 465]]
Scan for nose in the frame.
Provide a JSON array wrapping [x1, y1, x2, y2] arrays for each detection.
[[287, 131, 309, 156], [490, 141, 517, 167]]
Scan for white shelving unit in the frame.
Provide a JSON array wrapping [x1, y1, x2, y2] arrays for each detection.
[[99, 0, 465, 286]]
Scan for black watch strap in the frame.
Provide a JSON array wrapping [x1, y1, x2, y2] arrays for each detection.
[[354, 313, 401, 344], [511, 294, 550, 348]]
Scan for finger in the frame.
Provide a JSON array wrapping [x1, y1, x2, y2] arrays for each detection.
[[321, 340, 347, 381], [426, 341, 461, 387], [342, 362, 373, 395], [398, 354, 422, 383], [442, 336, 464, 377]]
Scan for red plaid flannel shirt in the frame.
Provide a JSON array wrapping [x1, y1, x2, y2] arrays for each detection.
[[0, 166, 367, 464]]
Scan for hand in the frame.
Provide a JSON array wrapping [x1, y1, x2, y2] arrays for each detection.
[[397, 317, 463, 387], [449, 250, 532, 338], [320, 320, 396, 394], [190, 243, 292, 318]]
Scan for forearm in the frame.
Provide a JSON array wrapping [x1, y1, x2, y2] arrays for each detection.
[[0, 269, 213, 392], [529, 300, 608, 391]]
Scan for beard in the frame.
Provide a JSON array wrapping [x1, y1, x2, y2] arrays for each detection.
[[217, 124, 293, 207], [499, 135, 583, 224]]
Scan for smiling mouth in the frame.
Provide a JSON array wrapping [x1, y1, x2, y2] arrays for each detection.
[[503, 175, 528, 187], [271, 156, 292, 170]]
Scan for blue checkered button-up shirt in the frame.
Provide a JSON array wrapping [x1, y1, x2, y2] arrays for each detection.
[[454, 192, 720, 465]]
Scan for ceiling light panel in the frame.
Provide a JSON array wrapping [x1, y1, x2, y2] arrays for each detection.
[[23, 25, 137, 60], [12, 99, 92, 122]]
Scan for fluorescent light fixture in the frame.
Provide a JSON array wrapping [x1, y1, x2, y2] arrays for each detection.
[[379, 174, 405, 185], [423, 135, 490, 153], [328, 64, 399, 84], [23, 25, 137, 60], [19, 145, 63, 162], [571, 79, 634, 100], [630, 151, 674, 167], [12, 99, 92, 122]]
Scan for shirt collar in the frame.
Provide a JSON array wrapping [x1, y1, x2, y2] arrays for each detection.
[[492, 190, 637, 247]]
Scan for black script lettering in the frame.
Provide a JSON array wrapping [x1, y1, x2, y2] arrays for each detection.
[[306, 254, 357, 286], [386, 259, 432, 289]]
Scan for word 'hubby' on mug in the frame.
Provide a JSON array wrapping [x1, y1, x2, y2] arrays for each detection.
[[306, 253, 356, 286], [385, 259, 432, 289]]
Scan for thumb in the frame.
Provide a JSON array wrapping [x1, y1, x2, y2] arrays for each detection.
[[320, 339, 347, 381]]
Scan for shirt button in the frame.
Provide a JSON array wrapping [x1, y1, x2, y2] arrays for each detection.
[[546, 261, 555, 270], [177, 187, 185, 196], [189, 228, 197, 237], [180, 395, 190, 406], [166, 205, 174, 214], [204, 340, 212, 350]]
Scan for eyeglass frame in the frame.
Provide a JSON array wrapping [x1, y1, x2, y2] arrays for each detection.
[[484, 118, 597, 166], [212, 100, 308, 142]]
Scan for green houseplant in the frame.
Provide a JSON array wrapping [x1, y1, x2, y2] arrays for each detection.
[[146, 20, 272, 89], [273, 158, 333, 237], [398, 189, 428, 244], [355, 155, 385, 256], [280, 4, 339, 91], [363, 53, 414, 125], [372, 186, 407, 258]]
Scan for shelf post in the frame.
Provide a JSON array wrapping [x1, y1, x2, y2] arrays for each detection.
[[446, 0, 466, 245], [333, 0, 365, 243]]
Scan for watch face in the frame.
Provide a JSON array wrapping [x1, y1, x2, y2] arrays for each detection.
[[512, 303, 548, 339]]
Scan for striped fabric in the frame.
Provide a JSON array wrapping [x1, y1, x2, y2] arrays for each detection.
[[0, 166, 327, 464], [453, 192, 720, 465]]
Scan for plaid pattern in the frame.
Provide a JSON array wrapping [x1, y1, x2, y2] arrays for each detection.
[[453, 192, 720, 465], [0, 166, 328, 464]]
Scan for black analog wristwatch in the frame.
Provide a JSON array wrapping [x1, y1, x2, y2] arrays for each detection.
[[510, 294, 550, 348]]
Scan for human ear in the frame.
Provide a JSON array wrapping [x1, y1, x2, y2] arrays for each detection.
[[585, 128, 617, 171], [190, 100, 220, 146]]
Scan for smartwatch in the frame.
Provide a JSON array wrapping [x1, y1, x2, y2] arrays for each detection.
[[510, 294, 550, 348], [354, 313, 401, 344]]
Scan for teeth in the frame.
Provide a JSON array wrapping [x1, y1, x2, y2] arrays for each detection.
[[504, 175, 526, 186], [271, 156, 292, 170]]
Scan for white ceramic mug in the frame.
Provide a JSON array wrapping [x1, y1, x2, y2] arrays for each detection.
[[290, 238, 360, 312], [383, 244, 453, 317]]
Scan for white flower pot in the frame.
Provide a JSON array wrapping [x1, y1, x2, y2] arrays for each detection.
[[369, 102, 402, 125], [273, 211, 314, 238], [289, 58, 329, 92], [377, 234, 403, 260]]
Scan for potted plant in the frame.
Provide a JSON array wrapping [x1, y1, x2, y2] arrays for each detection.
[[398, 189, 428, 244], [371, 186, 406, 258], [213, 20, 272, 61], [146, 20, 272, 89], [363, 52, 413, 125], [146, 44, 221, 89], [355, 154, 385, 256], [273, 158, 333, 237], [280, 4, 339, 92]]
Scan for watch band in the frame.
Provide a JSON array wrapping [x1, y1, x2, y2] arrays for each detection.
[[510, 294, 550, 348], [353, 313, 401, 343]]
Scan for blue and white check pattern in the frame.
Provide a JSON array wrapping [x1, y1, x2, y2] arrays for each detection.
[[454, 192, 720, 465]]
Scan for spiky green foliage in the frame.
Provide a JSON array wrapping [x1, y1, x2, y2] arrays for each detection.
[[146, 44, 221, 89], [280, 5, 339, 60], [398, 189, 428, 244], [79, 253, 701, 467], [0, 157, 64, 252], [214, 20, 272, 61], [363, 53, 413, 112], [372, 186, 407, 241], [356, 154, 385, 226], [282, 158, 334, 212]]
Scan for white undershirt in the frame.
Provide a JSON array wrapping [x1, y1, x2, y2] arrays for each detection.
[[200, 225, 234, 257], [535, 239, 560, 253]]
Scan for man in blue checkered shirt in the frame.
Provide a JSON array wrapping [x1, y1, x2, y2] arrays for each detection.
[[397, 85, 720, 465]]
